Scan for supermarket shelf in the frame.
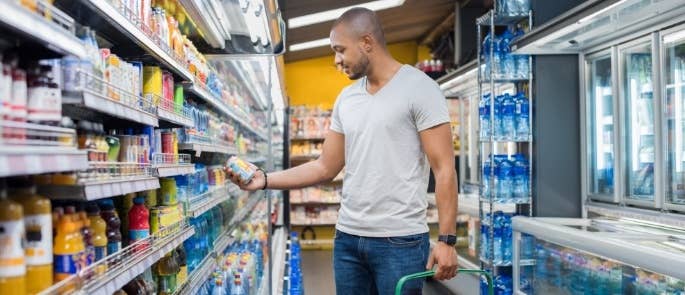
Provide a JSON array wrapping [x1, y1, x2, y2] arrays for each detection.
[[291, 221, 336, 226], [154, 164, 195, 177], [186, 186, 231, 218], [271, 228, 287, 295], [40, 222, 194, 295], [290, 200, 340, 206], [184, 82, 268, 142], [290, 137, 325, 142], [157, 106, 194, 128], [476, 9, 529, 26], [176, 251, 217, 295], [480, 257, 512, 268], [63, 89, 158, 127], [0, 0, 86, 59], [458, 194, 481, 217], [0, 146, 88, 177], [179, 141, 237, 157], [214, 191, 263, 253], [77, 0, 194, 81], [290, 154, 319, 162], [177, 0, 226, 49], [38, 176, 160, 201]]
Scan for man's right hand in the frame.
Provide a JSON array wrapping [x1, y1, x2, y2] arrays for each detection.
[[225, 162, 265, 191]]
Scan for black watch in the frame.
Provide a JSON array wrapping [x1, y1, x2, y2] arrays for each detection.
[[438, 235, 457, 246]]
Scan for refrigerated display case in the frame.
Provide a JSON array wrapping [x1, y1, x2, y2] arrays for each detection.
[[664, 26, 685, 211], [512, 217, 685, 294]]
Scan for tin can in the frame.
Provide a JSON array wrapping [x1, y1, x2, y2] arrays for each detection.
[[227, 156, 256, 185], [161, 131, 173, 154]]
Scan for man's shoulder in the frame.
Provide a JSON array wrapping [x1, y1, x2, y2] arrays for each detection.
[[400, 65, 439, 87]]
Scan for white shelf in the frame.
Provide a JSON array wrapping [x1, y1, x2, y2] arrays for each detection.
[[158, 106, 194, 128], [214, 191, 263, 253], [81, 0, 193, 81], [0, 146, 87, 177], [154, 164, 195, 177], [40, 223, 195, 295], [0, 1, 86, 59], [38, 176, 160, 201], [176, 251, 217, 295], [179, 142, 237, 157], [63, 89, 158, 127], [186, 186, 231, 218], [271, 227, 287, 295], [177, 0, 226, 49]]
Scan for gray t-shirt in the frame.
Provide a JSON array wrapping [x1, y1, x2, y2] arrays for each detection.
[[330, 65, 450, 237]]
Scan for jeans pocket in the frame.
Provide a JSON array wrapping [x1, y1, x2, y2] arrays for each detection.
[[386, 234, 424, 247]]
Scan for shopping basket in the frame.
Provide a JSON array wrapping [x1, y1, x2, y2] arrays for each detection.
[[394, 269, 494, 295]]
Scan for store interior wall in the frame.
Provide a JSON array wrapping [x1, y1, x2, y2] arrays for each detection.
[[530, 0, 585, 218], [285, 41, 430, 109]]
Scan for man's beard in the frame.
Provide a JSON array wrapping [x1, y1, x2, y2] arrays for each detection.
[[347, 53, 369, 80]]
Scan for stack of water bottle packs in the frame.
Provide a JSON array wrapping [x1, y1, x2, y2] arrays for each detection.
[[481, 271, 515, 295], [479, 92, 530, 142], [482, 154, 530, 204], [481, 26, 530, 80], [480, 211, 514, 266], [288, 232, 303, 295]]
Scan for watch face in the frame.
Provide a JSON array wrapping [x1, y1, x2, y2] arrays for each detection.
[[440, 235, 457, 245]]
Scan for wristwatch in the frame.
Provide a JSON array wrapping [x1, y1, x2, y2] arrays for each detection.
[[438, 235, 457, 246]]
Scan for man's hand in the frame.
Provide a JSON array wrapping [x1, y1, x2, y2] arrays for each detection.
[[426, 242, 458, 280], [225, 161, 265, 191]]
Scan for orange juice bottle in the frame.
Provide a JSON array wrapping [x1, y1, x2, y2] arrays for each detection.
[[0, 182, 26, 295], [86, 202, 108, 263], [53, 210, 85, 284], [8, 178, 52, 294]]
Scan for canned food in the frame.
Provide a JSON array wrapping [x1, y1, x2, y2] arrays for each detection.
[[227, 156, 256, 185], [161, 131, 173, 154]]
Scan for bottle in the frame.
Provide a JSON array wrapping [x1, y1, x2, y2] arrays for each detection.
[[492, 212, 503, 265], [491, 34, 502, 79], [502, 215, 512, 265], [98, 199, 122, 255], [482, 33, 492, 77], [480, 217, 489, 260], [496, 156, 513, 203], [499, 29, 515, 79], [495, 274, 513, 295], [156, 252, 180, 294], [514, 93, 530, 141], [54, 210, 85, 283], [128, 196, 150, 249], [479, 94, 491, 140], [86, 202, 108, 263], [213, 279, 226, 295], [8, 178, 52, 294], [159, 178, 178, 206], [494, 95, 505, 140], [78, 211, 94, 267], [512, 154, 529, 203], [176, 246, 188, 287], [0, 182, 26, 295], [121, 193, 135, 244], [502, 94, 516, 141], [482, 159, 491, 198], [123, 276, 146, 295], [513, 27, 529, 79]]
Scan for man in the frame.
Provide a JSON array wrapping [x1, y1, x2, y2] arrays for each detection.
[[227, 7, 458, 295]]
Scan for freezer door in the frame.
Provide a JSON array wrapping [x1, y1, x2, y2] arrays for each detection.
[[663, 28, 685, 210], [621, 40, 657, 205], [587, 53, 619, 202]]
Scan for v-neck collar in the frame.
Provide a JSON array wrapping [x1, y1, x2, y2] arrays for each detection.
[[362, 65, 406, 96]]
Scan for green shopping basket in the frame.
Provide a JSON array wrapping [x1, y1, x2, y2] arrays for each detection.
[[394, 269, 494, 295]]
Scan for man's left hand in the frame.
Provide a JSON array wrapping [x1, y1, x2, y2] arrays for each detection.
[[426, 241, 459, 280]]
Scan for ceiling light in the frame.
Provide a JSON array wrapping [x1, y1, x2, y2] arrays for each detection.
[[289, 38, 330, 51], [287, 0, 405, 29], [577, 0, 627, 24]]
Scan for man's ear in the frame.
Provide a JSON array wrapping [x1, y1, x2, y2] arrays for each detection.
[[361, 34, 373, 53]]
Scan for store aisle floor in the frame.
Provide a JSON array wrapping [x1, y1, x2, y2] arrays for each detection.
[[301, 250, 455, 294]]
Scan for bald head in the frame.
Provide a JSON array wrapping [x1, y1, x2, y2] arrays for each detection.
[[332, 7, 386, 47]]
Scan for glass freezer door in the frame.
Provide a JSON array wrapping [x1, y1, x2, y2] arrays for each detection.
[[664, 28, 685, 208], [587, 54, 617, 200], [621, 41, 656, 202]]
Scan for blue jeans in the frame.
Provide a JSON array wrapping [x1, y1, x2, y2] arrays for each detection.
[[333, 230, 430, 295]]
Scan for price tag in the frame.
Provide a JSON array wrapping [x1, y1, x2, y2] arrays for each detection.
[[85, 185, 99, 200]]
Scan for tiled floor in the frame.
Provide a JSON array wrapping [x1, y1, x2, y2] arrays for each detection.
[[301, 250, 457, 295]]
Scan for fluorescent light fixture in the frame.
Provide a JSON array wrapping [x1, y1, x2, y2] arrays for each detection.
[[577, 0, 627, 24], [288, 0, 405, 29], [664, 30, 685, 44], [289, 37, 330, 51]]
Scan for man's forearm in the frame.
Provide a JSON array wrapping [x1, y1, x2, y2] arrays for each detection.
[[266, 159, 338, 190], [435, 170, 458, 235]]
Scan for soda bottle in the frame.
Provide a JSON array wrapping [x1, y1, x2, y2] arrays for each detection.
[[54, 211, 85, 284], [0, 182, 26, 295], [98, 199, 122, 255], [128, 196, 150, 246], [8, 178, 51, 294]]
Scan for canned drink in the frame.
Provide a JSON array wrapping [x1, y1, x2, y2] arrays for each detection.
[[161, 131, 173, 154], [227, 156, 256, 185]]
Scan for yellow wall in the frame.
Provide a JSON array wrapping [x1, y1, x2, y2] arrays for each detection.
[[285, 41, 424, 109], [417, 44, 432, 62]]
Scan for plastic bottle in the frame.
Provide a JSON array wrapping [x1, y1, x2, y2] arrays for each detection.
[[176, 246, 188, 288], [499, 29, 515, 79], [513, 27, 529, 79], [86, 202, 107, 263], [156, 252, 180, 294], [502, 215, 512, 265], [502, 94, 516, 141], [8, 178, 52, 294], [495, 274, 513, 295], [98, 199, 122, 255], [480, 217, 489, 260], [482, 159, 491, 198], [479, 94, 491, 140], [494, 95, 505, 140], [496, 156, 513, 203], [492, 212, 503, 265], [482, 33, 492, 77], [213, 279, 226, 295], [54, 210, 85, 283], [514, 92, 530, 141], [78, 211, 94, 266], [491, 35, 502, 79], [512, 154, 529, 203], [128, 196, 150, 247], [0, 182, 26, 295]]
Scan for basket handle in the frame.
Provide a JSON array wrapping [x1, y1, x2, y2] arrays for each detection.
[[394, 269, 494, 295]]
